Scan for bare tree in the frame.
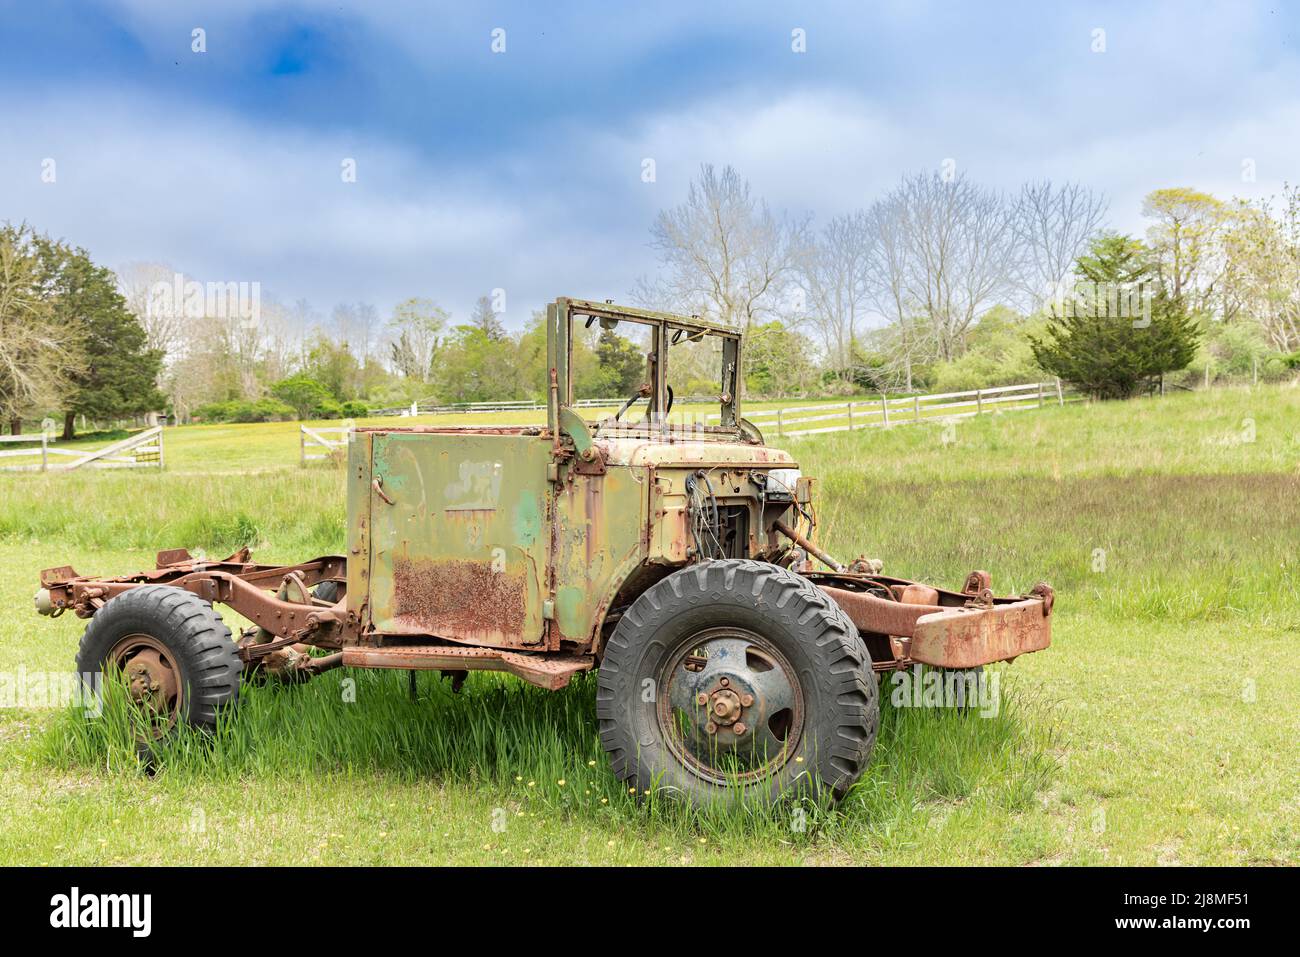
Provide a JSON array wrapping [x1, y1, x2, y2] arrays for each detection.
[[637, 164, 808, 332], [388, 297, 448, 382], [863, 194, 935, 391], [1011, 180, 1108, 310], [355, 302, 380, 359], [798, 211, 875, 383], [117, 260, 188, 356], [890, 171, 1019, 361]]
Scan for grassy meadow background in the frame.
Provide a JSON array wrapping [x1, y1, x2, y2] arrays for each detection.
[[0, 385, 1296, 865]]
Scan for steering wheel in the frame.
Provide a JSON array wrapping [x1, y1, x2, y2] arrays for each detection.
[[612, 385, 674, 423]]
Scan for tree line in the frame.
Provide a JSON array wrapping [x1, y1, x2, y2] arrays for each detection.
[[3, 169, 1299, 435]]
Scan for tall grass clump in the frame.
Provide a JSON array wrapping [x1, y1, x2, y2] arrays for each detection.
[[41, 664, 1057, 845]]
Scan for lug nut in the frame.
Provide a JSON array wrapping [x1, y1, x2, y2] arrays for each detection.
[[705, 721, 718, 734], [740, 694, 753, 707], [696, 693, 708, 706], [733, 722, 746, 735]]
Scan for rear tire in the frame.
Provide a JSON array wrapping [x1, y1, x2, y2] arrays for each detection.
[[596, 559, 878, 806], [76, 585, 241, 748]]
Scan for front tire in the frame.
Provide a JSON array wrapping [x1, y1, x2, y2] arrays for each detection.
[[76, 585, 241, 747], [596, 560, 878, 805]]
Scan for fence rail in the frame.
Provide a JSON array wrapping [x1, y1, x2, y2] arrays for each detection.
[[704, 380, 1069, 437], [366, 395, 725, 417], [310, 380, 1071, 459], [0, 427, 164, 472], [301, 426, 349, 463]]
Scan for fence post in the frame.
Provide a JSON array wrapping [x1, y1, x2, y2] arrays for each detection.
[[976, 389, 983, 415], [776, 408, 783, 438], [158, 428, 165, 471], [1056, 378, 1064, 406], [1038, 382, 1044, 407], [880, 395, 890, 427], [41, 432, 47, 473], [914, 395, 921, 423], [846, 401, 854, 431]]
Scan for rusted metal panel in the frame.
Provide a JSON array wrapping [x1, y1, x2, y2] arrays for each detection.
[[819, 585, 941, 636], [364, 430, 552, 648], [346, 431, 373, 636], [818, 579, 1052, 670], [910, 598, 1052, 669], [340, 644, 594, 691], [550, 462, 647, 647], [602, 439, 795, 469]]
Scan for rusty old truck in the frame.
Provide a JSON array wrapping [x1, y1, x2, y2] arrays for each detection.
[[35, 297, 1053, 804]]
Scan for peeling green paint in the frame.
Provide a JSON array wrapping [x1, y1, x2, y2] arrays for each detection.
[[555, 585, 587, 637], [512, 491, 543, 546]]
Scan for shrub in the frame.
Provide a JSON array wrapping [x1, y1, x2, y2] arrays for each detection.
[[193, 398, 295, 423], [314, 400, 345, 420]]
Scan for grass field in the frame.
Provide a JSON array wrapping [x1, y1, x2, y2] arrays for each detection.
[[1, 384, 1297, 865]]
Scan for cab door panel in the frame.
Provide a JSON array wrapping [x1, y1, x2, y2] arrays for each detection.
[[367, 432, 552, 648]]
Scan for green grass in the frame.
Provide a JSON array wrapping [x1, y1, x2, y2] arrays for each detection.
[[1, 383, 1297, 864]]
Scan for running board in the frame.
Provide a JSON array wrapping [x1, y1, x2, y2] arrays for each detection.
[[341, 644, 595, 691]]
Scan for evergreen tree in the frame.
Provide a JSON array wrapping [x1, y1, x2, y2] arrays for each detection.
[[1032, 234, 1200, 399], [36, 237, 163, 438]]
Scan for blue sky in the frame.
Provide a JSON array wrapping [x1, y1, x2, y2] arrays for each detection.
[[2, 1, 1298, 328]]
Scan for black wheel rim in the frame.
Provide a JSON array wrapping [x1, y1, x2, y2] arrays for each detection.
[[657, 626, 804, 785]]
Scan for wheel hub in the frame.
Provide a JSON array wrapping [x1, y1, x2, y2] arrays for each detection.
[[124, 649, 177, 711], [107, 634, 183, 737], [660, 627, 804, 783], [709, 687, 742, 726]]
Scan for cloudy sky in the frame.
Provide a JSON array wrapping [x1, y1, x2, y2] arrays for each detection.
[[2, 1, 1298, 329]]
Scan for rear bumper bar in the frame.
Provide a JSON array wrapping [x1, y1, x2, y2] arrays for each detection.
[[817, 576, 1053, 671], [910, 598, 1051, 669]]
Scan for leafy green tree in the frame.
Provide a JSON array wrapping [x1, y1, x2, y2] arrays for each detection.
[[595, 328, 645, 396], [303, 334, 361, 400], [36, 238, 163, 438], [1032, 234, 1201, 399], [435, 325, 520, 402], [744, 320, 818, 396], [515, 310, 608, 399], [271, 374, 333, 419]]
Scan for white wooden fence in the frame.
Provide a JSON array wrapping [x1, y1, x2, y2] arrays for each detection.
[[0, 426, 164, 473], [705, 381, 1069, 437], [301, 425, 349, 463], [367, 395, 731, 417]]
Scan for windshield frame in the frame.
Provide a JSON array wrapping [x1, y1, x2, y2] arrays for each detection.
[[547, 297, 742, 437]]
